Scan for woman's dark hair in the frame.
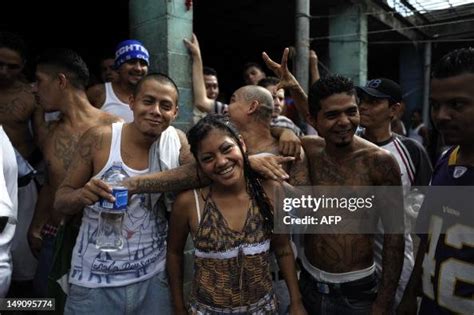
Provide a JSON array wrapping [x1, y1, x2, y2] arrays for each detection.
[[187, 114, 274, 231]]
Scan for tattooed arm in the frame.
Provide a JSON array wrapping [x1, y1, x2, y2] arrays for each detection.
[[123, 128, 208, 194], [288, 148, 310, 186], [54, 126, 109, 215], [371, 150, 405, 313]]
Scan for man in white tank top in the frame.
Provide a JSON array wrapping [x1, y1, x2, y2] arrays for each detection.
[[55, 73, 194, 314], [87, 40, 150, 123]]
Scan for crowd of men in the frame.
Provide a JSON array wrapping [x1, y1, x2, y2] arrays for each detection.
[[0, 29, 473, 314]]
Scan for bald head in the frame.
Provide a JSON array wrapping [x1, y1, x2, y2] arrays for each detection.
[[238, 85, 274, 123]]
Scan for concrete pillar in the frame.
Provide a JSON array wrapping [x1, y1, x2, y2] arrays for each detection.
[[329, 4, 367, 85], [129, 0, 194, 297], [295, 0, 310, 93], [422, 42, 431, 127], [399, 45, 424, 126], [129, 0, 193, 130]]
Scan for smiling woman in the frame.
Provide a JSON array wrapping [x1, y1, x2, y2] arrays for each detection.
[[166, 114, 307, 315]]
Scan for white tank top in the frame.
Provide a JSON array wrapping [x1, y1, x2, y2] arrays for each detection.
[[101, 83, 134, 123], [69, 122, 167, 288]]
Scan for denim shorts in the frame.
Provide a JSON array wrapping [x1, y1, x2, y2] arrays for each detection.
[[64, 270, 171, 315]]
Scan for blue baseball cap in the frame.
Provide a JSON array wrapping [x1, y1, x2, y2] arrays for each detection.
[[114, 39, 150, 69]]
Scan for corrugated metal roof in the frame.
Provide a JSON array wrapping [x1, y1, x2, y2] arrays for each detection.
[[387, 0, 474, 21]]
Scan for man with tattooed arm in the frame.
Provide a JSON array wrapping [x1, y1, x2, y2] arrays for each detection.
[[54, 73, 192, 314], [298, 75, 405, 315], [29, 48, 121, 299], [261, 49, 405, 314]]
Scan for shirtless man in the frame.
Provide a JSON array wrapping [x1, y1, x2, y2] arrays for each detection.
[[0, 32, 38, 164], [29, 48, 121, 297], [0, 31, 41, 297], [87, 40, 149, 122], [54, 73, 192, 314], [299, 75, 405, 314]]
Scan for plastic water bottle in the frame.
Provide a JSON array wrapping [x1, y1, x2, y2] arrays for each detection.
[[96, 161, 129, 252]]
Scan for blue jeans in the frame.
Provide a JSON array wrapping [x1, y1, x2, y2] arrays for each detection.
[[33, 234, 55, 297], [64, 271, 171, 315], [299, 269, 377, 315], [274, 279, 290, 314]]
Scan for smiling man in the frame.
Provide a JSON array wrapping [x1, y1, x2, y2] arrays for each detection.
[[55, 73, 193, 314], [300, 75, 405, 315], [87, 40, 150, 122]]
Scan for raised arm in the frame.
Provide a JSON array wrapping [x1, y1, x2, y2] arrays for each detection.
[[309, 49, 320, 85], [262, 48, 310, 122], [184, 34, 215, 113]]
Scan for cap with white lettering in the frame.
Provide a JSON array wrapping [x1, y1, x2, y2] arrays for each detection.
[[114, 39, 150, 69]]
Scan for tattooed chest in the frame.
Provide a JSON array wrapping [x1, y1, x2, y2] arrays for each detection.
[[312, 158, 372, 185], [47, 132, 81, 171]]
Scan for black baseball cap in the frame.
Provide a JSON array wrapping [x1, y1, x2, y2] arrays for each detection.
[[356, 78, 402, 103]]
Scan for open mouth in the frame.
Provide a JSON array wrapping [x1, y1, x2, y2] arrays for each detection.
[[130, 74, 143, 80], [217, 164, 235, 176]]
